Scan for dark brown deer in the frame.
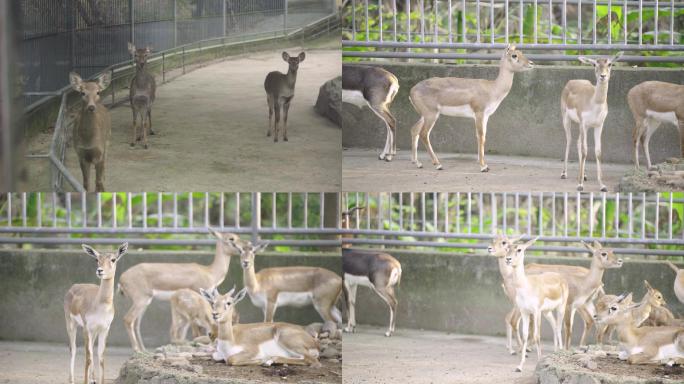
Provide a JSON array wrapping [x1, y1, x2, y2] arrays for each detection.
[[128, 43, 156, 149], [69, 72, 111, 192], [264, 52, 305, 142]]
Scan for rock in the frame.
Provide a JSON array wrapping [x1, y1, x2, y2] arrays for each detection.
[[320, 346, 340, 359], [306, 322, 323, 337], [578, 356, 597, 370], [322, 320, 338, 335], [314, 76, 341, 127], [153, 353, 164, 360]]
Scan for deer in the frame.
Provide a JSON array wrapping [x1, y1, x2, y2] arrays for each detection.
[[665, 261, 684, 305], [169, 288, 239, 344], [504, 237, 569, 372], [342, 65, 400, 161], [628, 81, 684, 170], [117, 229, 245, 353], [264, 52, 305, 142], [340, 206, 402, 337], [594, 284, 684, 365], [488, 234, 593, 354], [69, 72, 112, 192], [594, 290, 633, 345], [64, 243, 128, 384], [200, 287, 321, 367], [640, 280, 684, 328], [128, 43, 156, 149], [560, 52, 623, 192], [230, 238, 343, 324], [408, 45, 533, 172]]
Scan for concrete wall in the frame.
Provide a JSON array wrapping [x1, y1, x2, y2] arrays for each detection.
[[0, 249, 340, 348], [342, 63, 684, 164], [351, 250, 684, 343]]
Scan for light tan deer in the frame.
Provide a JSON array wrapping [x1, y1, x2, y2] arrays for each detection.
[[69, 72, 112, 192], [595, 289, 633, 345], [170, 288, 239, 344], [639, 280, 684, 327], [665, 261, 684, 305], [595, 284, 684, 365], [408, 45, 533, 172], [231, 239, 343, 324], [264, 52, 305, 142], [200, 287, 321, 367], [628, 81, 684, 170], [64, 243, 128, 384], [118, 229, 245, 352], [560, 52, 623, 192], [504, 237, 569, 372], [342, 65, 400, 161]]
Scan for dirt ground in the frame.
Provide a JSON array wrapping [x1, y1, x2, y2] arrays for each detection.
[[342, 325, 539, 384], [0, 341, 131, 384], [26, 36, 341, 192], [342, 148, 631, 192], [194, 355, 342, 383]]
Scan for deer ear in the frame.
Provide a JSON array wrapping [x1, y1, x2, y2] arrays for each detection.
[[69, 72, 83, 92], [624, 293, 633, 303], [578, 56, 597, 66], [117, 242, 129, 259], [81, 244, 99, 259], [255, 242, 269, 253], [298, 52, 306, 62], [234, 287, 248, 304], [581, 240, 595, 253], [199, 288, 214, 303], [128, 42, 136, 55], [610, 51, 624, 63], [227, 285, 236, 296], [208, 227, 222, 240], [644, 280, 654, 291], [592, 240, 603, 249], [282, 52, 290, 61], [523, 236, 539, 248], [145, 46, 151, 53], [97, 72, 111, 90]]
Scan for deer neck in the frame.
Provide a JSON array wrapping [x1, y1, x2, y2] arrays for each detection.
[[581, 258, 605, 293], [512, 260, 530, 290], [614, 320, 640, 347], [592, 80, 609, 105], [243, 264, 260, 292], [286, 67, 298, 87], [217, 317, 236, 343], [96, 275, 115, 307], [492, 61, 515, 99], [498, 257, 515, 281], [209, 241, 230, 286]]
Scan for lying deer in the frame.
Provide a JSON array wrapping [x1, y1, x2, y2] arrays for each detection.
[[666, 261, 684, 305], [170, 288, 239, 344], [342, 65, 400, 161], [560, 52, 623, 191], [64, 243, 128, 384], [231, 239, 343, 323], [69, 72, 112, 192], [409, 45, 533, 172], [595, 289, 633, 345], [628, 81, 684, 170], [505, 237, 569, 372], [128, 43, 156, 149], [595, 285, 684, 365], [264, 52, 305, 142], [640, 280, 684, 327], [200, 287, 321, 367], [118, 229, 244, 352]]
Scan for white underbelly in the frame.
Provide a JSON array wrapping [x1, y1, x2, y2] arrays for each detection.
[[276, 291, 313, 307], [439, 104, 475, 118], [344, 273, 374, 288], [257, 339, 301, 360], [655, 343, 684, 361], [566, 108, 580, 122], [152, 290, 176, 301], [540, 297, 562, 311], [217, 339, 244, 358], [71, 313, 84, 327], [342, 89, 369, 108], [248, 292, 268, 309], [646, 110, 678, 126]]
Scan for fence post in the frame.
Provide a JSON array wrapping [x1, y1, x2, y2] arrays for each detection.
[[174, 0, 178, 47], [222, 0, 227, 37], [251, 192, 261, 242], [68, 0, 76, 72], [284, 0, 288, 33], [129, 0, 135, 45]]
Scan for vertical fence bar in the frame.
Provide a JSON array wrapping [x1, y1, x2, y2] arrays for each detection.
[[638, 0, 642, 45], [97, 193, 102, 228], [21, 192, 26, 227], [352, 0, 356, 40], [533, 0, 537, 43], [272, 192, 277, 229], [218, 193, 224, 228], [379, 0, 383, 42], [52, 193, 57, 227], [366, 193, 371, 230], [127, 193, 133, 228], [112, 193, 117, 228], [476, 0, 481, 42], [592, 0, 596, 44], [505, 0, 509, 42], [628, 193, 633, 238], [364, 0, 369, 41], [462, 0, 466, 42], [81, 193, 86, 227], [235, 193, 240, 228], [388, 193, 393, 230], [548, 0, 552, 43], [287, 193, 292, 228], [641, 193, 646, 238], [393, 0, 397, 41], [173, 193, 178, 228], [420, 0, 426, 42], [448, 0, 453, 42], [399, 193, 404, 229], [502, 192, 507, 231], [222, 0, 226, 36], [6, 193, 11, 227], [445, 193, 450, 232], [434, 0, 438, 42], [514, 193, 519, 232], [320, 193, 325, 229], [576, 192, 581, 236], [456, 192, 461, 233], [578, 0, 582, 43], [66, 193, 72, 228], [588, 193, 594, 237], [433, 192, 438, 231], [421, 193, 426, 232], [304, 193, 309, 228], [478, 193, 484, 234], [669, 193, 673, 240], [614, 193, 620, 238], [562, 0, 566, 43], [204, 193, 209, 228], [188, 193, 194, 228], [624, 0, 627, 44], [408, 0, 412, 43], [37, 193, 42, 227], [654, 0, 658, 44], [130, 0, 135, 45], [527, 192, 532, 235], [607, 0, 612, 44], [377, 193, 383, 230], [284, 0, 289, 31], [467, 192, 472, 233], [491, 193, 497, 234], [670, 0, 675, 45], [551, 192, 556, 236], [143, 192, 148, 229], [601, 193, 606, 238], [519, 0, 524, 43], [251, 192, 260, 242], [156, 193, 162, 228], [490, 0, 494, 43], [538, 193, 543, 236], [655, 194, 660, 240]]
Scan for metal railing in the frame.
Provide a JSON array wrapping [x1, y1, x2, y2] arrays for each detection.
[[342, 0, 684, 63], [24, 10, 339, 192], [0, 192, 341, 249], [341, 192, 684, 258]]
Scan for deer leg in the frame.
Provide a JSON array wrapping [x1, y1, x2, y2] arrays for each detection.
[[409, 116, 425, 168], [475, 113, 490, 172], [147, 108, 154, 135], [226, 347, 263, 366], [369, 103, 393, 161], [66, 315, 77, 384], [678, 118, 684, 160], [130, 110, 137, 147], [419, 115, 440, 169], [343, 280, 358, 333], [273, 102, 281, 143], [505, 307, 517, 354], [633, 118, 645, 170], [533, 311, 543, 359], [124, 300, 149, 353], [84, 330, 95, 384], [282, 99, 291, 142], [561, 113, 572, 179], [280, 344, 322, 367], [563, 305, 575, 350], [263, 298, 277, 322], [372, 285, 398, 337], [94, 160, 105, 192], [517, 312, 530, 372], [142, 114, 149, 149], [135, 304, 148, 351], [644, 118, 660, 170], [577, 125, 587, 191], [78, 157, 91, 192], [97, 331, 107, 384], [266, 95, 273, 137], [577, 305, 594, 347], [593, 126, 607, 192]]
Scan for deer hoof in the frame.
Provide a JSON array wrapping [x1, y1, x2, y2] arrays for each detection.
[[266, 131, 271, 137], [515, 367, 522, 373], [560, 173, 566, 179], [600, 186, 608, 192], [480, 165, 490, 172], [130, 142, 135, 147], [149, 129, 156, 135], [384, 331, 392, 337], [144, 144, 149, 150], [583, 175, 588, 181], [414, 161, 423, 169], [378, 153, 386, 160], [385, 155, 393, 162], [435, 164, 443, 170], [284, 137, 288, 142], [577, 185, 584, 191]]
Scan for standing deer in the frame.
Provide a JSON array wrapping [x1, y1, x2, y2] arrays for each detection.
[[264, 52, 305, 142], [230, 239, 343, 324], [408, 45, 533, 172], [200, 287, 321, 367], [64, 243, 128, 384], [117, 229, 244, 352], [69, 72, 111, 192], [560, 52, 623, 191], [128, 43, 156, 149], [628, 81, 684, 170], [341, 206, 402, 337], [342, 65, 400, 161]]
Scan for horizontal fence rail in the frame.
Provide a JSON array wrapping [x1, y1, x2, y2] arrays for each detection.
[[0, 192, 341, 250], [341, 0, 684, 63], [341, 191, 684, 258]]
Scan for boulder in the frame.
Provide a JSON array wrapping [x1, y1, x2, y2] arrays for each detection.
[[314, 77, 341, 127]]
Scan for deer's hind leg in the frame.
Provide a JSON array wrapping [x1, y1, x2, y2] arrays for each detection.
[[130, 108, 138, 147], [94, 160, 105, 192], [282, 97, 292, 142], [561, 111, 572, 179], [267, 94, 273, 137], [273, 101, 281, 143], [66, 314, 78, 384], [147, 108, 154, 135], [78, 156, 91, 192]]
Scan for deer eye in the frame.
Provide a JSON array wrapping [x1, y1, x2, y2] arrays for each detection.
[[601, 252, 607, 257], [110, 258, 116, 262], [517, 249, 522, 253], [511, 54, 518, 59], [502, 241, 507, 245]]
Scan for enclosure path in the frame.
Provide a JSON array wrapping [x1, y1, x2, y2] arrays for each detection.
[[342, 326, 539, 384], [66, 47, 341, 191], [0, 341, 130, 384], [342, 149, 631, 192]]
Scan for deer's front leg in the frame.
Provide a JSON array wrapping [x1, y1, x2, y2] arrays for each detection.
[[78, 157, 91, 192], [95, 160, 105, 192], [84, 330, 95, 384], [226, 348, 263, 366], [273, 102, 281, 143], [282, 98, 291, 142], [266, 95, 273, 137], [475, 113, 489, 172], [130, 111, 137, 147], [97, 332, 107, 384], [593, 126, 607, 192], [264, 297, 277, 322], [576, 126, 588, 191]]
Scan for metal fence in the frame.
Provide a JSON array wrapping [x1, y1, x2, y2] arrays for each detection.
[[0, 192, 341, 250], [341, 191, 684, 258], [341, 0, 684, 63]]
